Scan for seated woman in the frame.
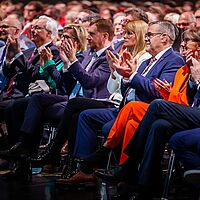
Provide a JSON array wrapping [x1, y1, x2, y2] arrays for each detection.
[[0, 24, 88, 181]]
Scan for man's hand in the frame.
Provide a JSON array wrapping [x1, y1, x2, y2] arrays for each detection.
[[116, 51, 137, 79], [106, 50, 120, 79], [6, 35, 21, 61]]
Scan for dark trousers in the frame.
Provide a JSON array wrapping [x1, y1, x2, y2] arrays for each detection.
[[73, 107, 119, 158], [170, 128, 200, 170], [4, 93, 68, 148], [124, 99, 200, 187], [55, 97, 116, 155], [0, 99, 15, 122]]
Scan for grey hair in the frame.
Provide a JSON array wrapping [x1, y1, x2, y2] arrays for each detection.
[[39, 15, 58, 40], [149, 21, 177, 44]]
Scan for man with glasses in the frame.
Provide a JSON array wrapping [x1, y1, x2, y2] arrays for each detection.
[[176, 12, 196, 31], [0, 17, 22, 94], [0, 19, 115, 178], [195, 9, 200, 28]]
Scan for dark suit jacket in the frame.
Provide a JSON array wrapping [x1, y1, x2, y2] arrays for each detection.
[[113, 40, 124, 53], [121, 48, 185, 104], [67, 46, 114, 99], [2, 42, 61, 98]]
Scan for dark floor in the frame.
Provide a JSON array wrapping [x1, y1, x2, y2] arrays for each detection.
[[0, 169, 199, 200]]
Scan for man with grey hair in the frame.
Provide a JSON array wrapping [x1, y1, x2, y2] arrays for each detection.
[[176, 11, 196, 31], [0, 15, 61, 121]]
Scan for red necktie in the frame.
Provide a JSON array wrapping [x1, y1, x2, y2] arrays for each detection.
[[6, 74, 17, 96], [141, 57, 157, 76], [28, 48, 37, 62]]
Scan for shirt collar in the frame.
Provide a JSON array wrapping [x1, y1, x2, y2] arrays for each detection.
[[155, 46, 171, 61], [37, 40, 52, 52], [95, 45, 111, 57]]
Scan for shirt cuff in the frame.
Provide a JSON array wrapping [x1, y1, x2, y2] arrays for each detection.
[[14, 52, 23, 59], [68, 59, 78, 69], [128, 71, 138, 82]]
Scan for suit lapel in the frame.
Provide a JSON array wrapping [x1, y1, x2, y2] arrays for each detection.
[[86, 46, 113, 70], [145, 48, 173, 76], [137, 59, 151, 74]]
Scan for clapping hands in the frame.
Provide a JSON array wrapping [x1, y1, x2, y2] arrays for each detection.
[[106, 50, 137, 79], [153, 78, 172, 99]]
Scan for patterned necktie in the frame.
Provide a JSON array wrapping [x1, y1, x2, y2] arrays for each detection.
[[6, 74, 17, 96], [85, 51, 97, 71], [0, 45, 6, 67], [141, 57, 157, 76], [28, 48, 37, 62], [68, 81, 81, 100]]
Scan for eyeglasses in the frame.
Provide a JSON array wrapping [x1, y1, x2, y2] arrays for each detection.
[[145, 32, 163, 39], [176, 22, 190, 27], [124, 31, 135, 38], [0, 25, 17, 29], [31, 25, 47, 31], [61, 34, 76, 40]]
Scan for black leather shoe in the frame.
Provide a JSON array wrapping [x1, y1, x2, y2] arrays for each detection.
[[31, 140, 59, 167], [3, 158, 32, 183], [0, 141, 29, 160], [61, 155, 77, 179], [95, 167, 125, 183]]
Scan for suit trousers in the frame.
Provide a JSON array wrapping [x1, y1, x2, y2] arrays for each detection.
[[73, 107, 119, 158], [5, 93, 67, 146], [124, 99, 200, 187], [170, 128, 200, 170], [57, 97, 116, 155]]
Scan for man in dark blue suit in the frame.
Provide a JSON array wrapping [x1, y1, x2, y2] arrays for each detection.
[[61, 21, 185, 185]]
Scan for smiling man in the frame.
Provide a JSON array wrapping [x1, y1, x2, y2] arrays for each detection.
[[0, 17, 22, 93]]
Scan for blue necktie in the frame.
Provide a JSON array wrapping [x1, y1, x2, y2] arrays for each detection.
[[69, 81, 82, 99]]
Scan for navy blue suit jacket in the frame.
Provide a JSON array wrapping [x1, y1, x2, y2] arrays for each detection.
[[67, 46, 114, 99], [121, 48, 185, 103]]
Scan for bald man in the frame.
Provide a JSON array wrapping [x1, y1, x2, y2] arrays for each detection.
[[195, 9, 200, 27], [0, 17, 22, 92], [177, 11, 196, 31]]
